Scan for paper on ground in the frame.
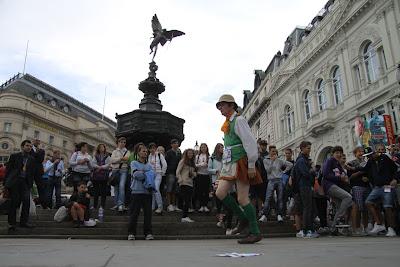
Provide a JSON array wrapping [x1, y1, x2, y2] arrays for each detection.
[[216, 252, 262, 258]]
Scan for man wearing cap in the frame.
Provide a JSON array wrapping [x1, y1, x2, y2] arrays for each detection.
[[215, 94, 263, 244], [354, 144, 398, 237]]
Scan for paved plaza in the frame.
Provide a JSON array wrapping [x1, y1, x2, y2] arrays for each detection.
[[0, 237, 399, 267]]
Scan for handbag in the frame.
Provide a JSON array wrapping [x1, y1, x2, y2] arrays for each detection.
[[108, 150, 128, 186]]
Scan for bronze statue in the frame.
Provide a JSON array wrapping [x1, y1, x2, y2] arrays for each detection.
[[150, 14, 185, 61]]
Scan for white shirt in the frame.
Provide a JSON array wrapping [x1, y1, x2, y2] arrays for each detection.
[[148, 152, 167, 175], [195, 153, 209, 175], [230, 112, 258, 169]]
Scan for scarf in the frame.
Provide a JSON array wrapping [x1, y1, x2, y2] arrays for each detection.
[[221, 111, 235, 134]]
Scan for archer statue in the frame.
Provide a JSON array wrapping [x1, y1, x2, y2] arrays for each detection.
[[150, 14, 185, 61]]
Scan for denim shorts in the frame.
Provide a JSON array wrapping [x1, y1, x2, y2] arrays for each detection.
[[165, 174, 177, 193], [365, 186, 395, 208]]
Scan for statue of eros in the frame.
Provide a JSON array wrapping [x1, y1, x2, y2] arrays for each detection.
[[149, 14, 185, 61]]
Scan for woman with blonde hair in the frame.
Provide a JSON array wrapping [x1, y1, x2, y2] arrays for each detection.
[[177, 149, 197, 223]]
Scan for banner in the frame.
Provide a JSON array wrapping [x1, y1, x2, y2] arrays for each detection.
[[383, 115, 395, 145]]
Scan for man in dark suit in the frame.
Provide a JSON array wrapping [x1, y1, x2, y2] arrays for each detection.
[[31, 138, 47, 209], [5, 140, 37, 230]]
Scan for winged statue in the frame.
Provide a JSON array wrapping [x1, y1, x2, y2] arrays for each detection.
[[150, 14, 185, 61]]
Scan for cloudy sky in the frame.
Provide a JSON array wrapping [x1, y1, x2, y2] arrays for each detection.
[[0, 0, 327, 150]]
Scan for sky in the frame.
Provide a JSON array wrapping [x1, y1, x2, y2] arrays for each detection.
[[0, 0, 327, 150]]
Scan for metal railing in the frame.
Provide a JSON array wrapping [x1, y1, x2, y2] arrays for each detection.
[[0, 73, 22, 90]]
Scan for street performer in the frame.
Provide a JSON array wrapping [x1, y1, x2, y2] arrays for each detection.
[[215, 94, 263, 244]]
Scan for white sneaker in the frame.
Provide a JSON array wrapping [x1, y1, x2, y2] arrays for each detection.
[[216, 221, 223, 228], [296, 230, 304, 238], [118, 205, 123, 212], [198, 207, 204, 212], [181, 217, 195, 223], [167, 205, 174, 212], [145, 234, 154, 240], [155, 208, 162, 214], [366, 223, 373, 232], [225, 228, 232, 236], [188, 208, 195, 213], [304, 230, 319, 238], [368, 223, 386, 235], [203, 206, 210, 212], [174, 206, 182, 212], [110, 205, 118, 211], [259, 215, 268, 222], [386, 227, 397, 237], [277, 215, 283, 222], [127, 234, 135, 240]]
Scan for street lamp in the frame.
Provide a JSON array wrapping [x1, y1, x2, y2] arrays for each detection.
[[194, 141, 199, 152]]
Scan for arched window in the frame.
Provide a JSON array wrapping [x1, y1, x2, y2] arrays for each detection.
[[332, 66, 343, 105], [285, 105, 294, 134], [317, 79, 326, 111], [303, 90, 312, 120], [363, 42, 378, 83]]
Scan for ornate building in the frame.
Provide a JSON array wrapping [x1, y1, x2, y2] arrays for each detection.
[[242, 0, 400, 163], [0, 73, 117, 163]]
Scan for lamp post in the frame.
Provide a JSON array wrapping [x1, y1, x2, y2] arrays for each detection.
[[393, 64, 400, 107], [194, 141, 199, 155]]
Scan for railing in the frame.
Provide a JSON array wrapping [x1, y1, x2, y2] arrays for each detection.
[[0, 73, 22, 90]]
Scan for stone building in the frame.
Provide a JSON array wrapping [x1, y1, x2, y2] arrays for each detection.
[[242, 0, 400, 164], [0, 73, 117, 163]]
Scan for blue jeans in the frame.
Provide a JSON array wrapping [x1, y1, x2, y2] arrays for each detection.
[[262, 178, 283, 216], [152, 173, 163, 209], [114, 169, 128, 207]]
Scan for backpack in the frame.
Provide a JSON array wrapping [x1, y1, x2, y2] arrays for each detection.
[[143, 169, 156, 192]]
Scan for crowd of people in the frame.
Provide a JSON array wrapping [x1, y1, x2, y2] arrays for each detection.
[[1, 94, 400, 244]]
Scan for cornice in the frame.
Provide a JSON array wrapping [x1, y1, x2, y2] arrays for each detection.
[[273, 0, 373, 96]]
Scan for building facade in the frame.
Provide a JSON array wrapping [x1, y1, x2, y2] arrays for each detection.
[[0, 73, 117, 163], [242, 0, 400, 164]]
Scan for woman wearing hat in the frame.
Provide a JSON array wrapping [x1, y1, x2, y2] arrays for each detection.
[[215, 94, 263, 244]]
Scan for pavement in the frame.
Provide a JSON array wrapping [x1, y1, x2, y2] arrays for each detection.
[[0, 237, 399, 267]]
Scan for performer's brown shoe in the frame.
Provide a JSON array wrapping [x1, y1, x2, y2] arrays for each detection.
[[237, 233, 262, 244], [230, 219, 249, 235]]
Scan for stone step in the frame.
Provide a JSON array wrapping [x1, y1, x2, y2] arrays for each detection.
[[0, 224, 293, 235], [0, 221, 294, 232], [1, 214, 289, 223], [0, 233, 295, 240]]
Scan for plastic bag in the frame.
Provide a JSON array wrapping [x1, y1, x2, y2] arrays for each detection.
[[54, 206, 68, 222]]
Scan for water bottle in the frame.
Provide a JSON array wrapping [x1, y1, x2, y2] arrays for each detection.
[[98, 207, 104, 223]]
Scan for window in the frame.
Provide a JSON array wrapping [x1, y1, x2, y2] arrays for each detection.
[[332, 67, 343, 105], [369, 105, 385, 117], [285, 105, 295, 134], [4, 122, 11, 132], [317, 80, 327, 111], [255, 121, 260, 138], [354, 64, 362, 89], [63, 140, 67, 148], [49, 135, 54, 145], [303, 90, 312, 120], [34, 130, 40, 139], [391, 103, 399, 132], [363, 42, 378, 83], [1, 143, 9, 150], [0, 155, 9, 163]]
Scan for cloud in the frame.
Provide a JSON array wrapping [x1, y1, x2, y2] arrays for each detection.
[[0, 0, 327, 149]]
